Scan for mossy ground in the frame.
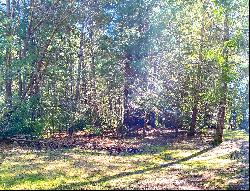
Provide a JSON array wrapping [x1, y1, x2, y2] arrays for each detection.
[[0, 129, 248, 190]]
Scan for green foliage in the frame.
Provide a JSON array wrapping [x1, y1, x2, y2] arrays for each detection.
[[0, 0, 248, 140], [0, 100, 43, 138]]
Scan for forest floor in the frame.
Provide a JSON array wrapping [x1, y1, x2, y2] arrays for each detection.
[[0, 128, 249, 190]]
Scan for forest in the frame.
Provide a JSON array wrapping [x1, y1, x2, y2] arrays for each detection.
[[0, 0, 249, 190]]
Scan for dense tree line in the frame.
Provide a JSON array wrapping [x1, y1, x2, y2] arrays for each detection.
[[0, 0, 248, 144]]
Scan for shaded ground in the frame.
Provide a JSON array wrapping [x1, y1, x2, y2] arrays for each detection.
[[0, 129, 249, 190], [2, 127, 213, 154]]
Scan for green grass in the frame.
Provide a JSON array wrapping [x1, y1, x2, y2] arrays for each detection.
[[224, 129, 249, 141], [0, 129, 249, 190]]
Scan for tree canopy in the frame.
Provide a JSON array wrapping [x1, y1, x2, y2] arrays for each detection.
[[0, 0, 249, 144]]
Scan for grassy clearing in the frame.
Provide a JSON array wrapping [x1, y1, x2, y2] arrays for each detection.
[[0, 129, 249, 190]]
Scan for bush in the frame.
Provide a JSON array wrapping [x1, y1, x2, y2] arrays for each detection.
[[0, 100, 44, 138]]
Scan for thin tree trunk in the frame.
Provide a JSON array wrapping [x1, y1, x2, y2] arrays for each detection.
[[17, 0, 22, 97], [203, 102, 209, 128], [189, 103, 198, 136], [5, 51, 12, 111], [75, 22, 85, 101], [189, 9, 205, 136], [89, 20, 99, 127], [5, 0, 15, 111], [123, 56, 131, 128], [22, 0, 34, 94], [215, 13, 229, 144]]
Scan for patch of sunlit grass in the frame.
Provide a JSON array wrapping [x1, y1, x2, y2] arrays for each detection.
[[160, 149, 197, 160], [10, 175, 71, 190], [224, 129, 249, 141], [183, 158, 234, 170]]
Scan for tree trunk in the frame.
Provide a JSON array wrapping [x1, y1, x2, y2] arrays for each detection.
[[189, 104, 198, 136], [143, 112, 147, 138], [17, 0, 22, 98], [215, 100, 226, 143], [5, 0, 14, 111], [203, 102, 209, 128], [189, 9, 205, 136], [5, 52, 12, 111], [215, 12, 229, 144], [123, 55, 132, 128], [117, 54, 131, 136], [76, 22, 85, 101], [89, 20, 99, 127], [22, 0, 34, 95]]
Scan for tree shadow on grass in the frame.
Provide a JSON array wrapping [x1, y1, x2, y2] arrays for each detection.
[[227, 140, 249, 190], [1, 172, 49, 189], [54, 146, 216, 190]]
